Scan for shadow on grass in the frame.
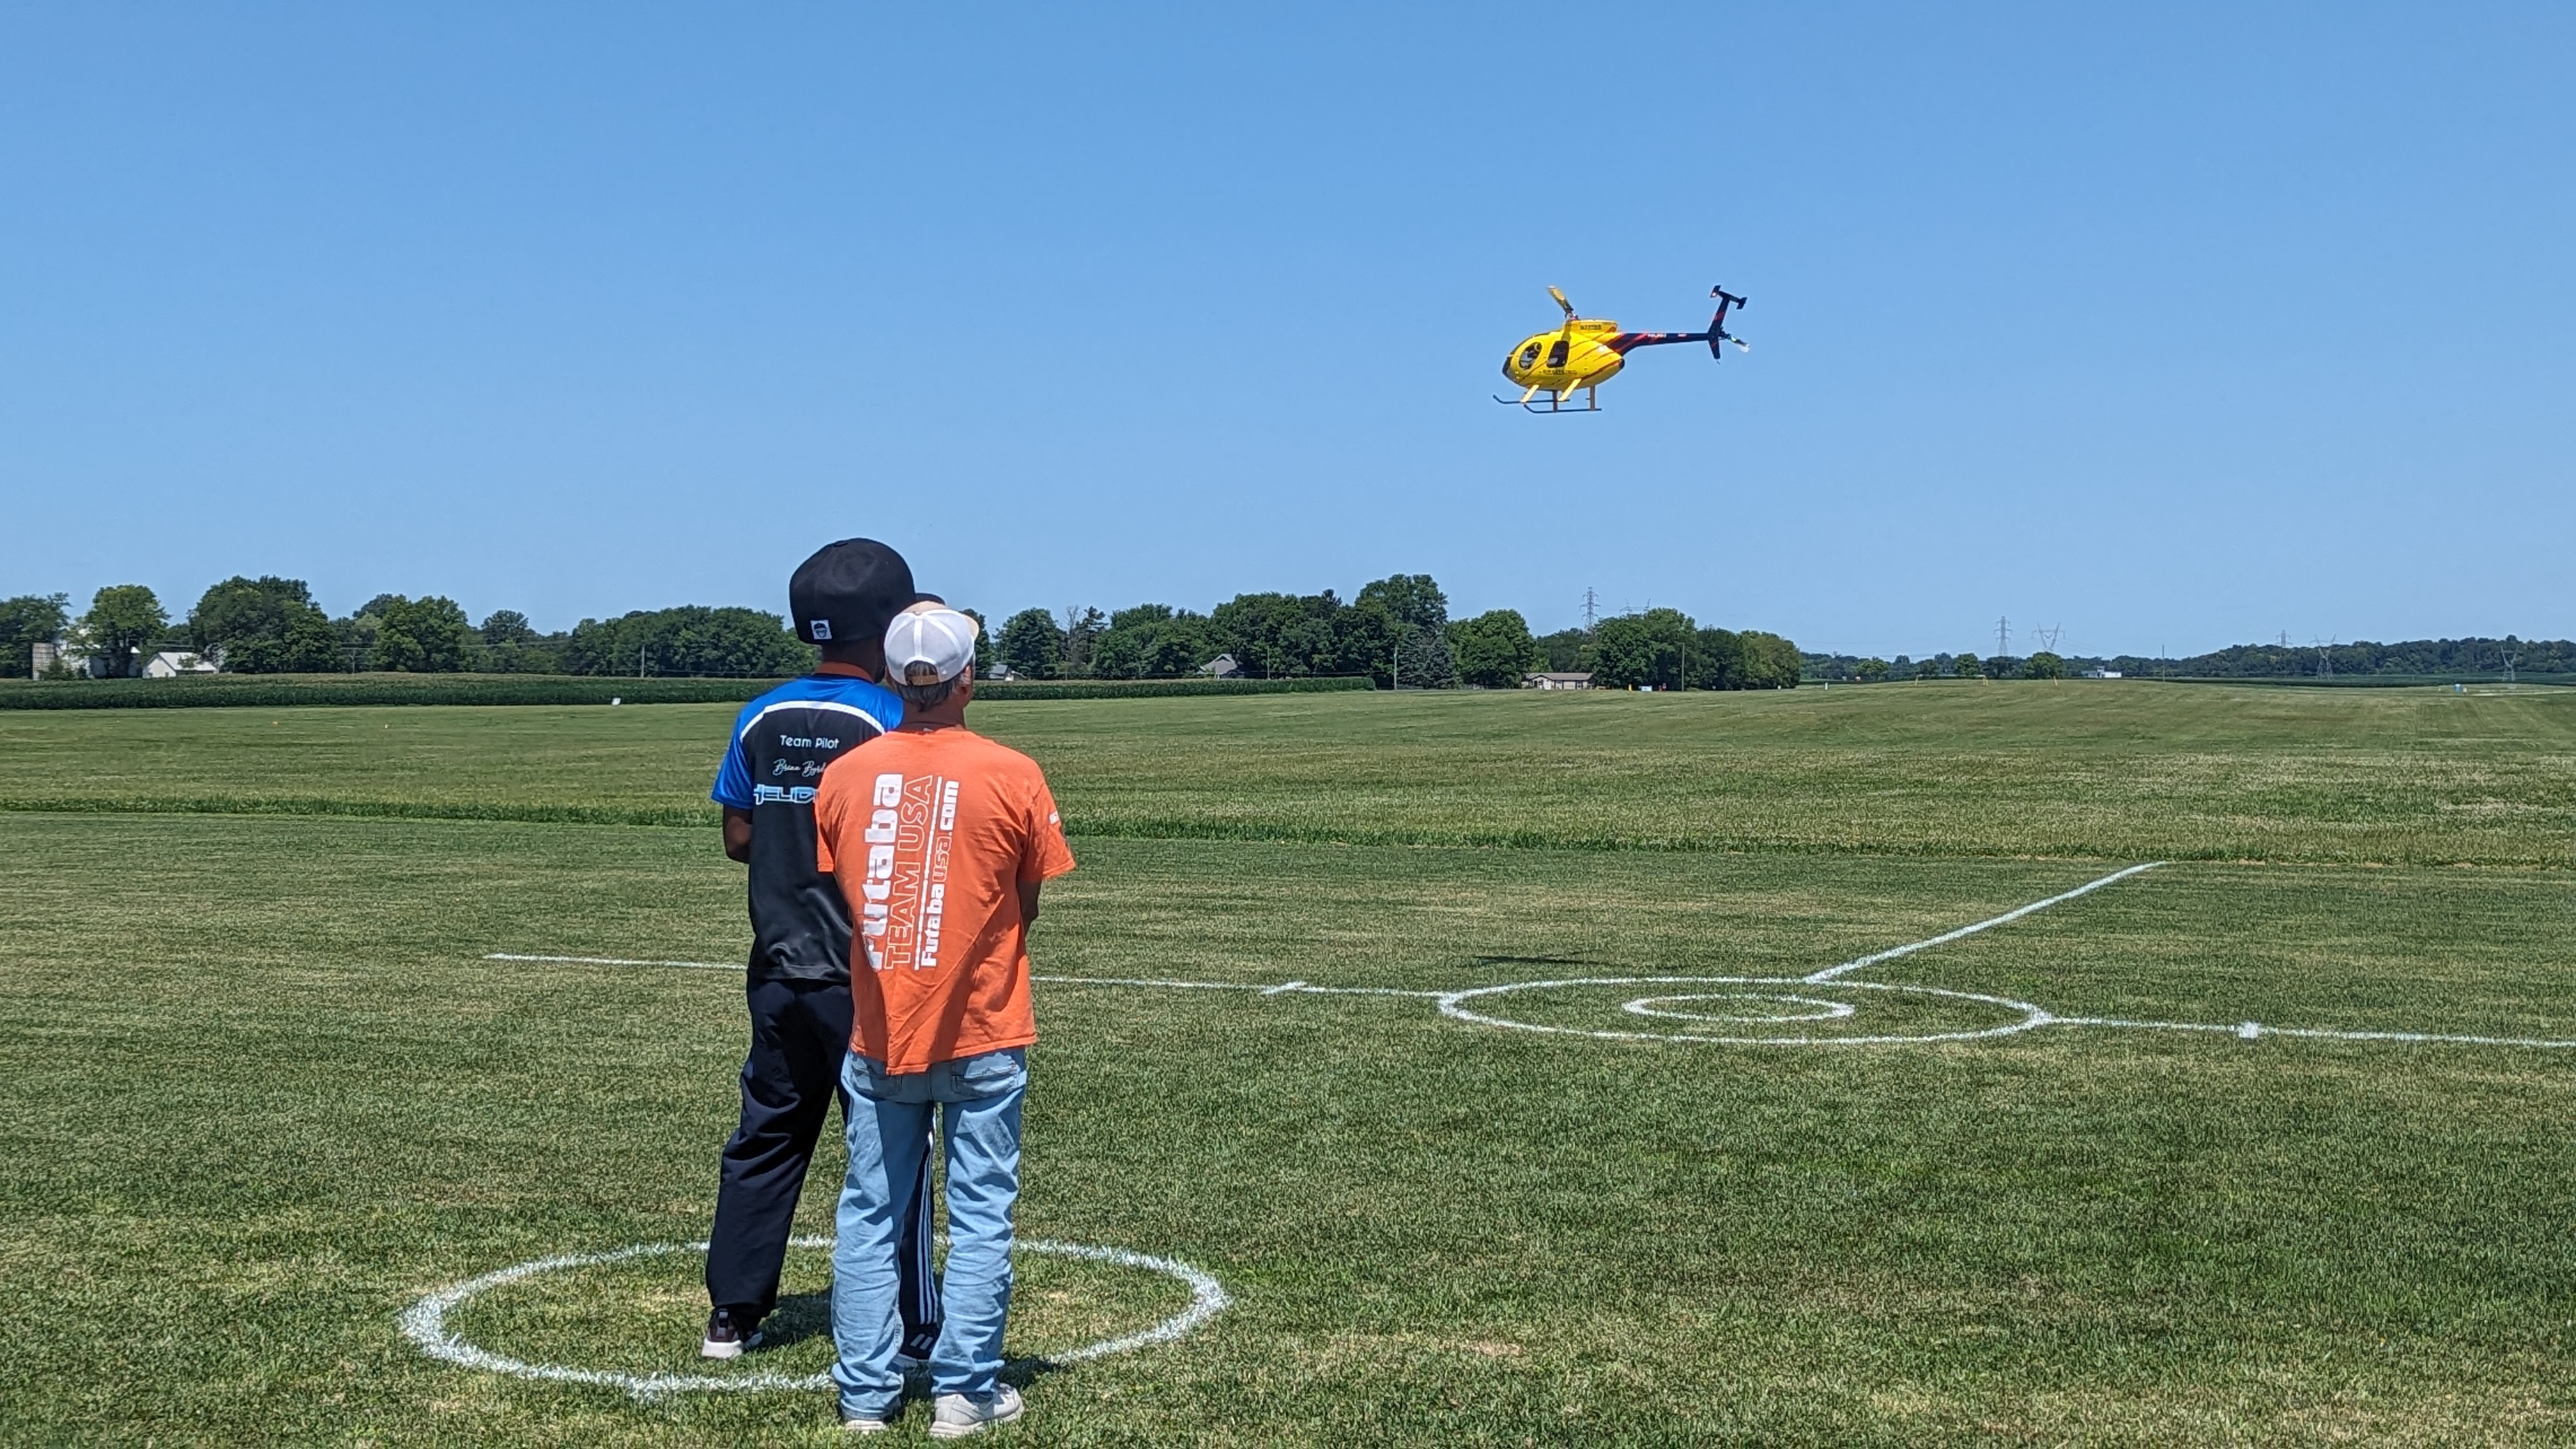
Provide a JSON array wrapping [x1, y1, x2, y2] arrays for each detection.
[[754, 1289, 1068, 1395]]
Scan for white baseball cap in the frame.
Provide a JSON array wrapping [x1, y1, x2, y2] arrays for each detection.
[[885, 606, 980, 686]]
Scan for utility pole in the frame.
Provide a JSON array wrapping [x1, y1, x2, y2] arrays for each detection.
[[1995, 616, 2011, 659]]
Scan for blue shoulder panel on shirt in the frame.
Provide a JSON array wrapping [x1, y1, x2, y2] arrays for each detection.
[[709, 675, 904, 807]]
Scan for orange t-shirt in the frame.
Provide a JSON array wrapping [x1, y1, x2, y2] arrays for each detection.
[[813, 726, 1076, 1073]]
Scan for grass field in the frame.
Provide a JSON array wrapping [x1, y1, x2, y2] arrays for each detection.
[[4, 683, 2575, 1444]]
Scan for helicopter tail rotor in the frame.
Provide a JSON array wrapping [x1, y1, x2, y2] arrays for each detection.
[[1706, 286, 1749, 360]]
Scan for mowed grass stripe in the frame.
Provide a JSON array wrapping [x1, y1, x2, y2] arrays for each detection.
[[4, 684, 2573, 865], [7, 816, 2576, 1442]]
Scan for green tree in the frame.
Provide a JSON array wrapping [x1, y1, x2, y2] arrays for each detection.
[[562, 606, 809, 677], [1591, 608, 1696, 689], [1352, 574, 1453, 687], [1687, 627, 1742, 689], [1952, 652, 1982, 678], [958, 608, 994, 677], [1059, 606, 1107, 678], [1857, 657, 1890, 682], [78, 585, 167, 677], [475, 609, 564, 674], [186, 576, 340, 673], [1533, 627, 1590, 673], [997, 608, 1064, 678], [1092, 604, 1218, 678], [1388, 620, 1459, 689], [1447, 609, 1538, 688], [2024, 650, 2067, 680], [0, 593, 70, 679], [1354, 574, 1447, 633], [1210, 591, 1344, 678], [368, 595, 478, 672], [1735, 631, 1803, 689]]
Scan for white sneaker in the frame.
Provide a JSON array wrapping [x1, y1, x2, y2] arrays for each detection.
[[928, 1384, 1023, 1438], [842, 1411, 896, 1434]]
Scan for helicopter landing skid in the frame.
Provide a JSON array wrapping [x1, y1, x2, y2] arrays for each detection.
[[1493, 392, 1600, 413]]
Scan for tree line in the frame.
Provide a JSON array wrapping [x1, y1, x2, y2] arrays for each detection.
[[1, 574, 1807, 690], [0, 579, 815, 680], [1800, 636, 2576, 682], [983, 579, 1800, 690]]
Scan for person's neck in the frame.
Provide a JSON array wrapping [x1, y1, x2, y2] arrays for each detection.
[[815, 659, 875, 680], [898, 710, 967, 733]]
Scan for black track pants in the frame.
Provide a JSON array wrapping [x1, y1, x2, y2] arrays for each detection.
[[708, 976, 940, 1348]]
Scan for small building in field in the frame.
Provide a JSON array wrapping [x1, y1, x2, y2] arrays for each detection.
[[1524, 671, 1593, 691], [32, 641, 111, 678], [143, 650, 221, 678], [1199, 653, 1245, 680]]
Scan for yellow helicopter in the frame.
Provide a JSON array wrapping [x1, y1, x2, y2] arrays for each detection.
[[1497, 285, 1748, 412]]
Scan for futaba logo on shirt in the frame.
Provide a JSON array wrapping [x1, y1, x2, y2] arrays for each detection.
[[857, 770, 960, 972]]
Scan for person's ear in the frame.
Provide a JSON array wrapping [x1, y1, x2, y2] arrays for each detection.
[[954, 673, 976, 705]]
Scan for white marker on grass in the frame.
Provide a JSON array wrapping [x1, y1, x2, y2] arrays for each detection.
[[401, 1236, 1228, 1400], [1803, 862, 2165, 984]]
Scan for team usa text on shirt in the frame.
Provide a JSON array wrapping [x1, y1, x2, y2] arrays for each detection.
[[858, 771, 961, 973]]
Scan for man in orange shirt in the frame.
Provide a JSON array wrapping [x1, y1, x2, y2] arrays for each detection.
[[813, 605, 1075, 1438]]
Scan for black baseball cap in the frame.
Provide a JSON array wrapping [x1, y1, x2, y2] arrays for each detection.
[[788, 539, 928, 647]]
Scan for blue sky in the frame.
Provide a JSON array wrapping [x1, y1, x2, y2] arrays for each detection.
[[4, 3, 2569, 658]]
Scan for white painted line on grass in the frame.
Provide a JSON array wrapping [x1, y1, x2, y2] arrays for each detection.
[[1031, 974, 1268, 991], [1032, 975, 1446, 999], [1623, 993, 1859, 1024], [1438, 976, 2055, 1046], [483, 865, 2570, 1052], [2051, 1016, 2576, 1048], [400, 1235, 1229, 1400], [1802, 862, 2165, 984], [486, 952, 743, 971]]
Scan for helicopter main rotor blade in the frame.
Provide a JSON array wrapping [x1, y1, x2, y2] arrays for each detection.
[[1549, 286, 1574, 321]]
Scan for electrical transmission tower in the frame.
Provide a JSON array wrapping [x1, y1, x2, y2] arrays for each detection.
[[2312, 637, 2336, 678], [1995, 616, 2011, 658], [1581, 588, 1600, 636], [2032, 622, 2064, 652], [2503, 650, 2520, 686]]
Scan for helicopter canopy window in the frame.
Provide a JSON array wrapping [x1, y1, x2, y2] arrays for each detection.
[[1545, 338, 1570, 368], [1515, 342, 1542, 370]]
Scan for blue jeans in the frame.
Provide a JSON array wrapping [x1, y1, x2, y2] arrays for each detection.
[[831, 1046, 1027, 1420]]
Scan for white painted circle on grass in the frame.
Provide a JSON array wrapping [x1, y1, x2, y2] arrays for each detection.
[[399, 1235, 1229, 1399], [1438, 976, 2053, 1046], [1623, 992, 1858, 1024]]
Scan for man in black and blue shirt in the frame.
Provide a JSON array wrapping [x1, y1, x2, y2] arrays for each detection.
[[702, 538, 942, 1361]]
